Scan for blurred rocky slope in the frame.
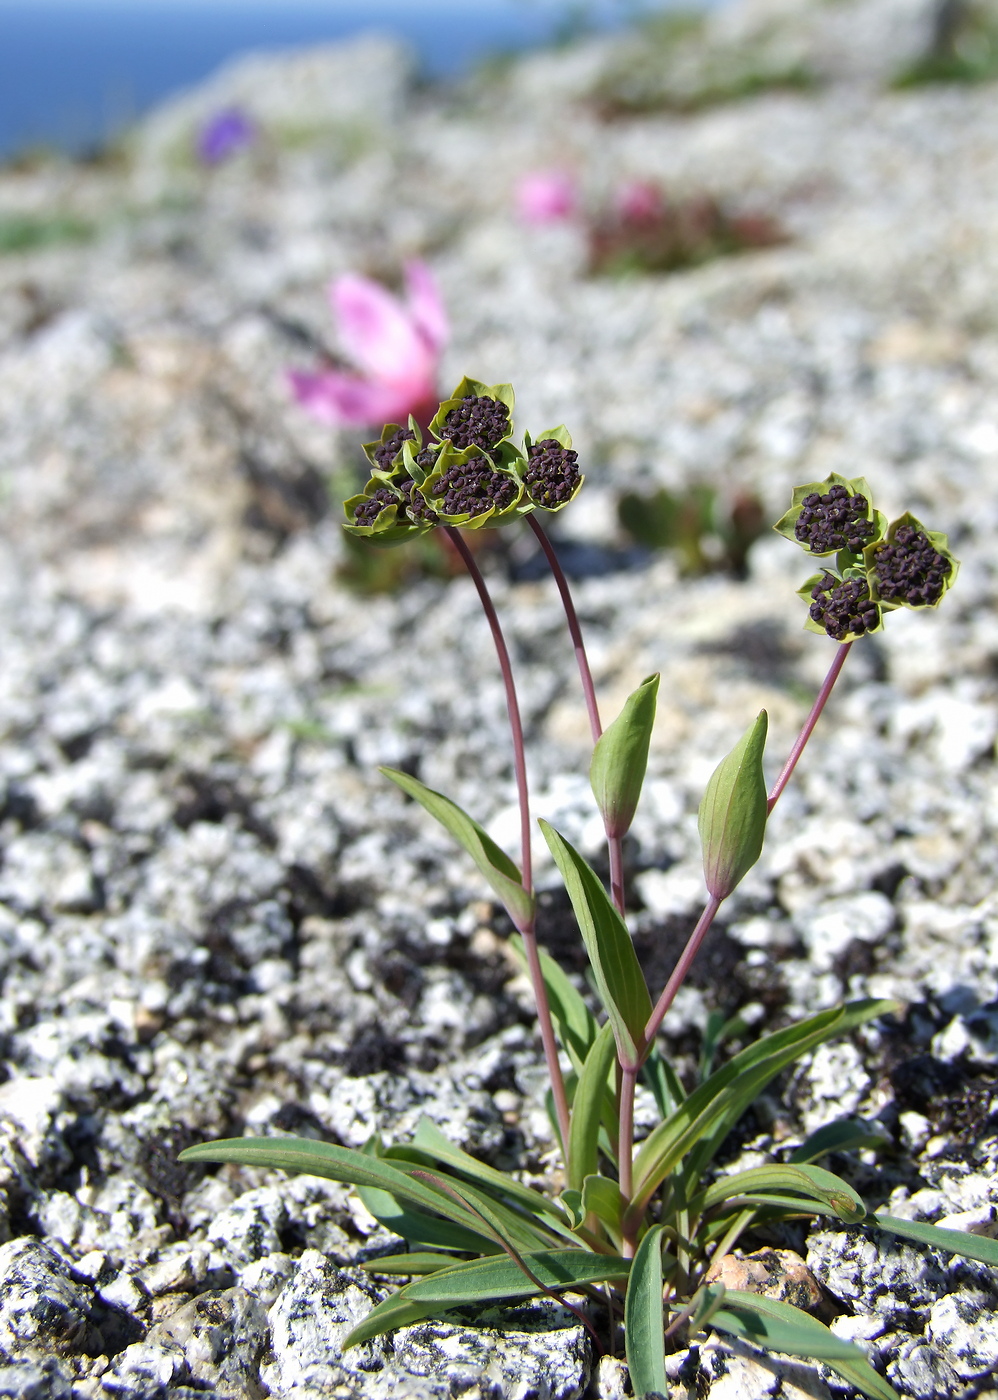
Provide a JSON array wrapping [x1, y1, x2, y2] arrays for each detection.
[[0, 1, 997, 1396]]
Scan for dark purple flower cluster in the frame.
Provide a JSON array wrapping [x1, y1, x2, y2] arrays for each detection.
[[353, 487, 401, 526], [872, 524, 951, 606], [808, 572, 880, 641], [374, 426, 415, 471], [524, 440, 581, 508], [433, 457, 518, 517], [441, 396, 511, 451], [795, 484, 876, 555], [400, 479, 439, 525]]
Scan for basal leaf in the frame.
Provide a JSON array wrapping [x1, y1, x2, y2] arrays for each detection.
[[693, 1164, 866, 1225], [409, 1117, 574, 1239], [872, 1214, 998, 1267], [642, 1046, 685, 1118], [180, 1136, 487, 1231], [631, 1001, 896, 1216], [356, 1183, 500, 1254], [381, 768, 534, 930], [359, 1252, 472, 1275], [590, 673, 659, 839], [342, 1292, 437, 1348], [400, 1249, 629, 1305], [790, 1119, 889, 1164], [581, 1175, 626, 1243], [710, 1290, 900, 1400], [540, 820, 652, 1065], [568, 1022, 618, 1191], [625, 1224, 668, 1399]]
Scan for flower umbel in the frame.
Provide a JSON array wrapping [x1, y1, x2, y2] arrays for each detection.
[[288, 261, 448, 430], [869, 513, 956, 608]]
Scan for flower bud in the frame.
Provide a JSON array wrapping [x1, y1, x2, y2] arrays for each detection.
[[698, 712, 769, 902]]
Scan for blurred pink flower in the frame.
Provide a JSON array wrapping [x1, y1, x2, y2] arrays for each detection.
[[515, 169, 577, 225], [616, 179, 664, 224], [288, 261, 448, 429]]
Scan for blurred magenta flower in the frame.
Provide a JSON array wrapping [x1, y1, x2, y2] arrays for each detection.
[[616, 179, 665, 224], [515, 169, 577, 225], [196, 107, 256, 165], [288, 261, 448, 429]]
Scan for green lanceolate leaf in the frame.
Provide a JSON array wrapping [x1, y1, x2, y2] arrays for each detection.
[[790, 1118, 889, 1164], [397, 1248, 628, 1305], [642, 1046, 686, 1118], [630, 1000, 897, 1215], [177, 1136, 499, 1240], [359, 1253, 471, 1276], [356, 1184, 500, 1255], [625, 1224, 668, 1400], [692, 1164, 867, 1224], [698, 711, 769, 902], [343, 1292, 438, 1348], [581, 1176, 626, 1242], [509, 935, 599, 1070], [590, 674, 660, 839], [408, 1117, 574, 1239], [540, 820, 652, 1066], [568, 1022, 618, 1192], [380, 768, 534, 931], [871, 1214, 998, 1268], [709, 1290, 900, 1400]]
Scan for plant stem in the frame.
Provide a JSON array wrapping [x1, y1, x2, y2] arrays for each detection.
[[446, 527, 571, 1158], [767, 641, 852, 812], [643, 894, 723, 1050], [527, 516, 602, 744], [527, 517, 629, 917], [618, 1063, 639, 1258]]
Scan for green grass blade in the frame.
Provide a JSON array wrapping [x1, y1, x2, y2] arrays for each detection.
[[400, 1249, 629, 1304], [872, 1214, 998, 1267], [694, 1165, 866, 1224], [509, 934, 599, 1069], [790, 1119, 889, 1164], [381, 767, 534, 929], [540, 820, 652, 1064], [709, 1291, 900, 1400], [625, 1224, 668, 1399], [568, 1022, 618, 1191]]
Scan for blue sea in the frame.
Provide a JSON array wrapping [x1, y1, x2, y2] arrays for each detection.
[[0, 1, 645, 160]]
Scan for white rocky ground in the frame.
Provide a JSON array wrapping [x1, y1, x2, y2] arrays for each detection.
[[0, 0, 997, 1396]]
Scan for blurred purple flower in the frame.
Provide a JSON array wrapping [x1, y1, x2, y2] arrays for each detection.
[[197, 107, 256, 166], [616, 179, 665, 224], [515, 169, 577, 225], [287, 261, 448, 429]]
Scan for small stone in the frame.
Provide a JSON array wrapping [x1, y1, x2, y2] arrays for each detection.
[[0, 1238, 99, 1359], [147, 1287, 270, 1392], [705, 1248, 828, 1316]]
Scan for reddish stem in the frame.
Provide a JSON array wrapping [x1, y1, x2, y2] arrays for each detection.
[[767, 641, 852, 812], [445, 527, 571, 1159]]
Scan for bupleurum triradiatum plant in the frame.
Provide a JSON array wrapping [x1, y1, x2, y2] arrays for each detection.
[[181, 392, 988, 1400]]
